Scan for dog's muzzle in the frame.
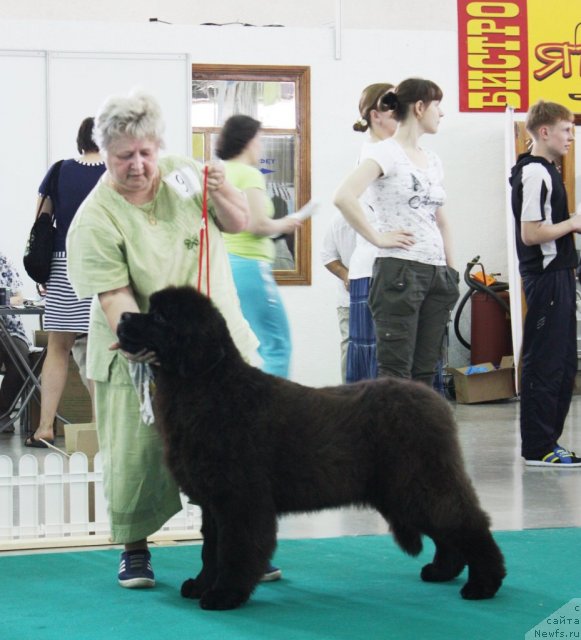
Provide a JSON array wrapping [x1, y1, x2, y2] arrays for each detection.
[[117, 312, 150, 354]]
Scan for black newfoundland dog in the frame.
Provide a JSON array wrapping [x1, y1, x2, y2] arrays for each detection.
[[117, 285, 505, 611]]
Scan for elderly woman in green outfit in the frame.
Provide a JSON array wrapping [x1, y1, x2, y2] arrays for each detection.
[[67, 90, 258, 589]]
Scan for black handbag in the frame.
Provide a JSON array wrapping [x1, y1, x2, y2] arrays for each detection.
[[23, 160, 64, 284]]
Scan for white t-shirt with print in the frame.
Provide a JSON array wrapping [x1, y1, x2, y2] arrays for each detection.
[[361, 138, 447, 266], [349, 141, 380, 280]]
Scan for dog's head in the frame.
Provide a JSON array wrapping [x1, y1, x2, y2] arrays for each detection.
[[117, 286, 232, 377]]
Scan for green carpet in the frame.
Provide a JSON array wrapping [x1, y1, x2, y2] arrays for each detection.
[[2, 529, 580, 640]]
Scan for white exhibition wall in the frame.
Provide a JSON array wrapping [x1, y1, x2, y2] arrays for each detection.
[[0, 51, 46, 288], [0, 19, 511, 387], [1, 50, 190, 277]]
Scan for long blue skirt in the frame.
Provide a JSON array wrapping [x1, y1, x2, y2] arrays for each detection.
[[346, 277, 377, 382]]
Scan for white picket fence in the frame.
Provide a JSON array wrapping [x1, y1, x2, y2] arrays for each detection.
[[0, 452, 202, 549]]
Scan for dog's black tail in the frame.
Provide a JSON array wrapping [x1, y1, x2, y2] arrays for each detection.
[[391, 521, 423, 556]]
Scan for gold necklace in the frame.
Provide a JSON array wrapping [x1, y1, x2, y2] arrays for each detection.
[[140, 198, 158, 226], [109, 172, 160, 225], [144, 173, 161, 225], [129, 189, 158, 225]]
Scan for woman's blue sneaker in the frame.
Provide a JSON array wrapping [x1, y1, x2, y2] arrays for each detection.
[[261, 564, 282, 582], [118, 550, 155, 588]]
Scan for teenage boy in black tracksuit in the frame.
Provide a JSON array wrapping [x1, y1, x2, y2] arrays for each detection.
[[510, 100, 581, 467]]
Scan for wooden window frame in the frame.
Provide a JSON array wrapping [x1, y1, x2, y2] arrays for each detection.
[[191, 64, 312, 285]]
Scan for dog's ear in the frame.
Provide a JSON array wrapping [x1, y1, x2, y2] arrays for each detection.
[[147, 285, 238, 378]]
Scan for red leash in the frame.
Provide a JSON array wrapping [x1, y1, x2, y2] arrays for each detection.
[[197, 166, 210, 296]]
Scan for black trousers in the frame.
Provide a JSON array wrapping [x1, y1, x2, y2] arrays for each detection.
[[520, 269, 577, 459]]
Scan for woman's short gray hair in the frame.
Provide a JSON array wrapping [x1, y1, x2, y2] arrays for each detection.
[[94, 89, 165, 151]]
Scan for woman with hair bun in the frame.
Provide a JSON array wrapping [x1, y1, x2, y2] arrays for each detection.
[[346, 82, 398, 383], [352, 82, 396, 135], [334, 78, 459, 386]]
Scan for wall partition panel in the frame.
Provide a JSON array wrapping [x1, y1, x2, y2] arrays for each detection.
[[0, 51, 47, 298], [47, 52, 190, 161], [0, 49, 190, 297]]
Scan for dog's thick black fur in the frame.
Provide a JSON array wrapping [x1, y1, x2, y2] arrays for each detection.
[[117, 285, 505, 611]]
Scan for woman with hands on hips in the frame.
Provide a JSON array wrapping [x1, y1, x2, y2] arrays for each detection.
[[67, 90, 257, 590], [334, 77, 459, 386]]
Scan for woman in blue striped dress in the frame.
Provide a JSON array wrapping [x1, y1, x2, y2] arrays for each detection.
[[25, 118, 105, 447]]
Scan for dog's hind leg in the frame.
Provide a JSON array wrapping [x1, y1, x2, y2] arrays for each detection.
[[421, 538, 465, 583], [423, 492, 505, 599], [419, 507, 505, 598], [181, 508, 219, 601], [421, 517, 505, 599], [384, 484, 504, 598], [199, 500, 278, 611], [387, 510, 466, 582], [453, 528, 506, 600], [388, 518, 423, 557], [369, 498, 424, 557]]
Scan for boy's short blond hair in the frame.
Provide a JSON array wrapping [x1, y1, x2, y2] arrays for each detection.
[[525, 100, 573, 138]]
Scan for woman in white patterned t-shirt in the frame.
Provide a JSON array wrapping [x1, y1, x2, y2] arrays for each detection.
[[334, 78, 459, 386]]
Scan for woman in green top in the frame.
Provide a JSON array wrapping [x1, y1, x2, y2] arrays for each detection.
[[67, 90, 257, 590], [216, 115, 301, 378]]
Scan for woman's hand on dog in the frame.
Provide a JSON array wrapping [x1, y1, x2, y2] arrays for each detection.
[[109, 341, 160, 366]]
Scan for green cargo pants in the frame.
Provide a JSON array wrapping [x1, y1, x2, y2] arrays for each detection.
[[369, 257, 460, 385]]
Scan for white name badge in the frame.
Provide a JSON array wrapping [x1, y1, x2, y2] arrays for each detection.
[[164, 167, 202, 198]]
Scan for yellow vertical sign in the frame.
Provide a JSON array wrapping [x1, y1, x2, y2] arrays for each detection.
[[528, 0, 581, 111]]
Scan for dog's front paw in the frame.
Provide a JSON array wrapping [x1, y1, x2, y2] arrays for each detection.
[[181, 577, 206, 600], [200, 588, 249, 610]]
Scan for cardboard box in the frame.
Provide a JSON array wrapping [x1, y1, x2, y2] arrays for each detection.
[[448, 356, 515, 404], [64, 422, 98, 457], [63, 423, 99, 522]]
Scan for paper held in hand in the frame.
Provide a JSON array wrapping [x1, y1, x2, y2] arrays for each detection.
[[288, 200, 320, 222]]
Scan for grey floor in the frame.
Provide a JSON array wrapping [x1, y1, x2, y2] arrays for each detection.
[[2, 395, 581, 543]]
